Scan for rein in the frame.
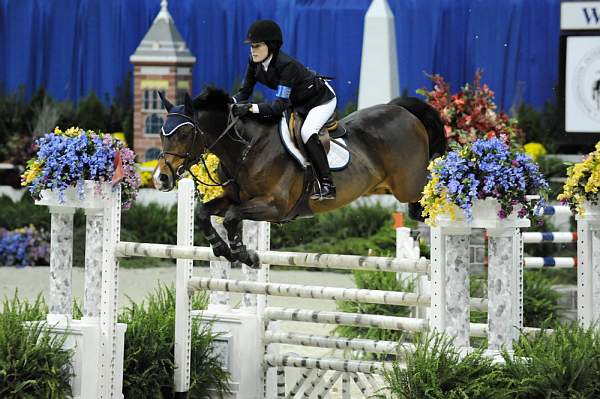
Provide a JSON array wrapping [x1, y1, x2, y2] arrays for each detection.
[[160, 108, 254, 188]]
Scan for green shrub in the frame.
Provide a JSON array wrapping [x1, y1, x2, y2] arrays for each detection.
[[522, 270, 562, 328], [119, 285, 230, 398], [335, 271, 413, 345], [0, 293, 72, 398], [271, 204, 394, 250], [502, 325, 600, 398], [382, 333, 506, 399]]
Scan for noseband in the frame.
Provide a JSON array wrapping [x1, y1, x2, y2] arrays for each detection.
[[159, 109, 248, 188]]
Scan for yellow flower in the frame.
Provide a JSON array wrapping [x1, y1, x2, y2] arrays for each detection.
[[21, 160, 44, 186], [139, 160, 158, 188], [523, 142, 547, 162], [112, 132, 127, 147], [54, 126, 63, 134], [558, 140, 600, 211], [189, 153, 224, 202], [63, 126, 83, 137], [420, 172, 457, 226]]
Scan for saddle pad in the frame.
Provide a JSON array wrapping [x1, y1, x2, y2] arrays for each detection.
[[278, 118, 350, 171]]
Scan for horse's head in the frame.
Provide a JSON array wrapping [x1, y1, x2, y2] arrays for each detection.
[[153, 88, 232, 191], [153, 92, 202, 191]]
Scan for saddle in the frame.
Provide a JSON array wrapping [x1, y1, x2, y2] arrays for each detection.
[[286, 110, 346, 158]]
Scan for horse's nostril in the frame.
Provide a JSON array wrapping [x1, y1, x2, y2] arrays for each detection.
[[159, 174, 169, 182]]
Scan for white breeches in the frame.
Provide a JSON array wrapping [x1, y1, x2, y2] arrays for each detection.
[[301, 83, 337, 143]]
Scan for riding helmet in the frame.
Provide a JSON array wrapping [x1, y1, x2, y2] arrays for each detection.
[[244, 20, 283, 46]]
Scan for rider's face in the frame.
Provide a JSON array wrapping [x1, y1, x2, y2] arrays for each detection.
[[250, 42, 269, 63]]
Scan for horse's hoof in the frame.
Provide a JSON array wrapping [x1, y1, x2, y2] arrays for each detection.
[[244, 250, 261, 269]]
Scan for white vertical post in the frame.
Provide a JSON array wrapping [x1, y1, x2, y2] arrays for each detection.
[[99, 185, 121, 398], [241, 220, 271, 312], [47, 207, 75, 324], [577, 210, 600, 327], [395, 223, 424, 318], [174, 179, 195, 394], [429, 225, 471, 348], [83, 208, 104, 320], [209, 217, 231, 310], [487, 227, 523, 351]]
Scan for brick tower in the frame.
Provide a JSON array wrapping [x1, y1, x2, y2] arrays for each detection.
[[130, 0, 196, 161]]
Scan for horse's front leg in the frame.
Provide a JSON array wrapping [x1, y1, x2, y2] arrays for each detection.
[[196, 196, 235, 262], [222, 198, 281, 269]]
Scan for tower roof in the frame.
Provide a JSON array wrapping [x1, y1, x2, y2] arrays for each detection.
[[130, 0, 196, 65]]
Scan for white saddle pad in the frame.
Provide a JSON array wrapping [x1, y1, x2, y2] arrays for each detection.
[[278, 117, 350, 171]]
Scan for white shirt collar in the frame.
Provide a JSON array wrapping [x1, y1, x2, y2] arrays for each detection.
[[261, 55, 273, 71]]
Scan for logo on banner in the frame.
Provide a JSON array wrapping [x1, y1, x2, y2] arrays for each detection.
[[574, 46, 600, 122]]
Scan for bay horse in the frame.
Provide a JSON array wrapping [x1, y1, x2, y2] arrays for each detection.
[[154, 88, 446, 268]]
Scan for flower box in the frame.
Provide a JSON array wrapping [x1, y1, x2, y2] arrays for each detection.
[[21, 127, 140, 209], [434, 198, 531, 229], [35, 180, 113, 210], [420, 138, 548, 226]]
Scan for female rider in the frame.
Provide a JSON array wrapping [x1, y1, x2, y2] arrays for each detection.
[[231, 19, 337, 201]]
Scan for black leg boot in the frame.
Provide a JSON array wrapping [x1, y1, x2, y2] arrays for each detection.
[[304, 134, 336, 200]]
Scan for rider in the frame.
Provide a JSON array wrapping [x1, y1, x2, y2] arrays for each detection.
[[231, 19, 337, 201]]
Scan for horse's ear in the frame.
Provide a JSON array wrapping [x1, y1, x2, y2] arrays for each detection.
[[184, 92, 194, 115], [157, 91, 174, 112]]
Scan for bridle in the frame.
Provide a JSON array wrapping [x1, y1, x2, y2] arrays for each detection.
[[159, 108, 253, 188]]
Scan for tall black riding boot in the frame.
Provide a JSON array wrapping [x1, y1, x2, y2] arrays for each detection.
[[304, 134, 336, 200]]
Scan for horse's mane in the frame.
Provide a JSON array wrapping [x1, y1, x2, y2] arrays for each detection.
[[193, 86, 232, 112]]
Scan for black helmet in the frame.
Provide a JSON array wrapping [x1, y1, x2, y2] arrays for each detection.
[[244, 20, 283, 45]]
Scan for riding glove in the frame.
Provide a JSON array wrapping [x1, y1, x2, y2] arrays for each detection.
[[232, 103, 253, 117]]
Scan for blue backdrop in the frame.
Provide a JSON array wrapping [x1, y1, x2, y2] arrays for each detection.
[[0, 0, 560, 110]]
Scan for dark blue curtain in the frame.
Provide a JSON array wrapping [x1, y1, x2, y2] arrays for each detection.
[[0, 0, 560, 110]]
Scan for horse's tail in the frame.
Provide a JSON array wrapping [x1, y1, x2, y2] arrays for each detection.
[[388, 96, 447, 221], [388, 96, 447, 160]]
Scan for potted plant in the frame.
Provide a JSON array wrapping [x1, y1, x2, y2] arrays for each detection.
[[21, 127, 141, 209], [420, 137, 548, 225]]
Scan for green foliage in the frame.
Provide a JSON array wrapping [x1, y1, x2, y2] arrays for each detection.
[[334, 271, 412, 345], [119, 285, 230, 398], [0, 293, 72, 398], [502, 325, 600, 398], [516, 101, 563, 153], [522, 270, 562, 328], [272, 204, 395, 255], [0, 194, 51, 231], [381, 333, 506, 399], [384, 326, 600, 399], [537, 156, 570, 200], [0, 77, 133, 168]]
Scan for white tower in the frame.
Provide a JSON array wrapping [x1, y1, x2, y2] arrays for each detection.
[[357, 0, 400, 109]]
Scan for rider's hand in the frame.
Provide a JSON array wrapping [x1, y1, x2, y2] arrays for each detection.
[[232, 103, 253, 117]]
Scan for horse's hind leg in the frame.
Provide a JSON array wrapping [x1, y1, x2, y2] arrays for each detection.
[[196, 197, 235, 262]]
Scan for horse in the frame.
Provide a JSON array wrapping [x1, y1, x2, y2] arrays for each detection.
[[154, 87, 446, 268]]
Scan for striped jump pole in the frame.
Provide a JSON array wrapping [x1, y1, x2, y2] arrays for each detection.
[[522, 231, 577, 243], [524, 257, 577, 268], [540, 205, 572, 216], [116, 243, 429, 273]]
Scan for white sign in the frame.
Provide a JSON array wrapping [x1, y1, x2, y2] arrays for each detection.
[[561, 2, 600, 30], [565, 36, 600, 133]]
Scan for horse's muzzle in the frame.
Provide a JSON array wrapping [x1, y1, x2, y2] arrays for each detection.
[[153, 168, 174, 191]]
